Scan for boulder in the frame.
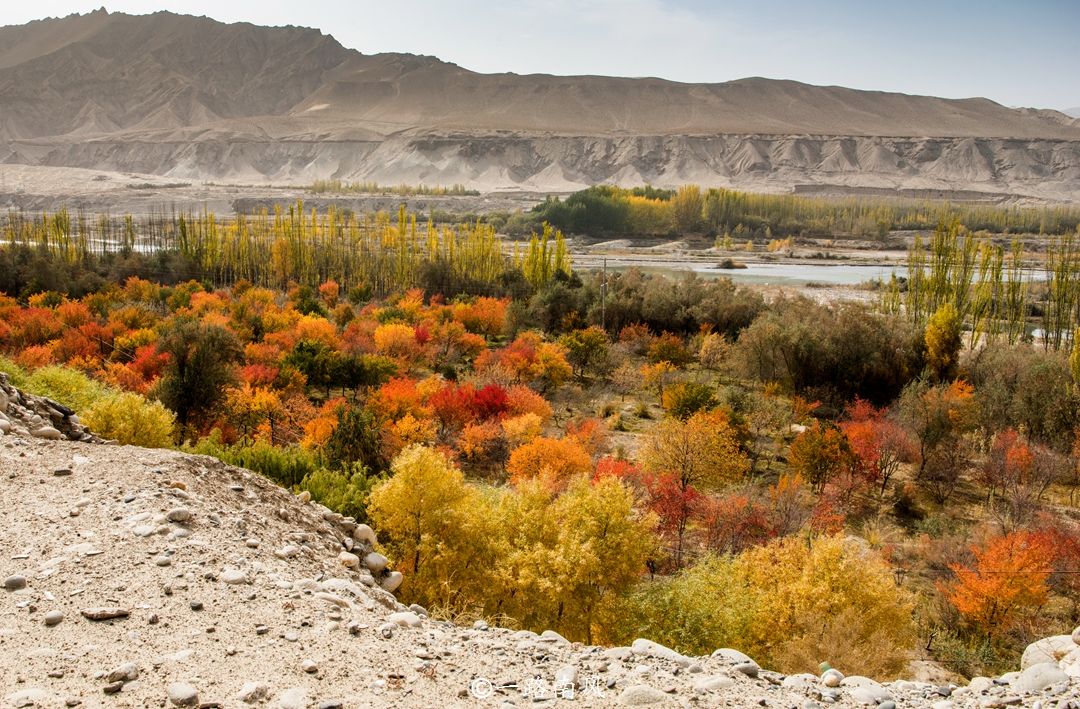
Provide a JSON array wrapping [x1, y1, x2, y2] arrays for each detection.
[[1012, 662, 1068, 693], [1021, 635, 1074, 669]]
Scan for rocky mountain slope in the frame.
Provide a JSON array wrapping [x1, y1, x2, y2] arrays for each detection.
[[0, 10, 1078, 200], [2, 377, 1080, 708]]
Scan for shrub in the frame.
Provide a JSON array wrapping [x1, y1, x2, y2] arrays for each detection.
[[189, 436, 320, 488], [662, 381, 717, 420], [298, 465, 378, 521], [81, 392, 176, 447], [24, 365, 112, 412]]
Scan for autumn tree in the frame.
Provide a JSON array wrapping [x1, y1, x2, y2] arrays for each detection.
[[491, 476, 655, 643], [839, 398, 913, 495], [788, 420, 855, 493], [507, 436, 593, 491], [368, 446, 494, 610], [81, 392, 176, 448], [898, 380, 977, 502], [942, 531, 1055, 640], [639, 409, 749, 565], [925, 302, 962, 382]]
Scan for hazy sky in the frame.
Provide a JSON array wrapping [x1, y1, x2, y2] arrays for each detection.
[[3, 1, 1078, 110]]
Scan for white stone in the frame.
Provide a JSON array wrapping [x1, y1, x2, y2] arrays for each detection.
[[275, 687, 307, 709], [618, 684, 669, 705], [352, 524, 377, 546], [388, 611, 422, 628], [631, 638, 692, 668], [363, 552, 388, 573], [1012, 662, 1068, 693], [106, 662, 139, 683], [236, 682, 269, 704], [822, 668, 845, 687], [338, 551, 360, 569], [693, 675, 735, 693], [379, 571, 402, 592], [221, 568, 249, 585], [167, 682, 199, 707], [1021, 635, 1074, 669], [31, 426, 62, 440]]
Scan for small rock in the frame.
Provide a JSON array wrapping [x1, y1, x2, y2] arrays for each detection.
[[352, 524, 377, 546], [53, 468, 72, 477], [189, 601, 204, 611], [733, 662, 759, 678], [318, 701, 343, 709], [221, 568, 249, 585], [296, 490, 311, 503], [389, 611, 422, 628], [619, 684, 669, 705], [32, 426, 62, 440], [1012, 662, 1068, 693], [245, 538, 260, 549], [44, 610, 64, 627], [302, 659, 318, 674], [693, 675, 735, 693], [236, 682, 270, 704], [166, 508, 192, 523], [103, 681, 124, 695], [274, 546, 299, 560], [363, 552, 388, 573], [822, 668, 845, 687], [276, 687, 308, 709], [337, 551, 360, 569], [379, 571, 403, 592], [106, 662, 139, 684], [377, 623, 394, 639], [1072, 626, 1080, 645], [81, 607, 129, 621], [632, 638, 692, 668], [4, 575, 27, 591], [167, 682, 199, 707]]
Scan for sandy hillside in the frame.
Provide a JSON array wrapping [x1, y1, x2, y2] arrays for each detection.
[[0, 10, 1078, 199], [3, 380, 1080, 708]]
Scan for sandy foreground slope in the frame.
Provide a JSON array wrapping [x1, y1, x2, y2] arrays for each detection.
[[1, 376, 1078, 708]]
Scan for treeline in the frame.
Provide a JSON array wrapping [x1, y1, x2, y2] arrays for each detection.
[[529, 185, 1080, 238], [0, 204, 569, 300], [308, 180, 480, 196], [880, 222, 1080, 350]]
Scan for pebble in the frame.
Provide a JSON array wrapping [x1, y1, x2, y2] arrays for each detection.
[[236, 682, 269, 703], [318, 702, 343, 709], [302, 659, 319, 674], [52, 468, 72, 476], [4, 575, 27, 591], [166, 507, 192, 523], [221, 568, 249, 585], [277, 687, 308, 709], [389, 611, 422, 628], [167, 682, 200, 707], [189, 601, 204, 611], [245, 538, 260, 548], [338, 551, 360, 569], [106, 662, 139, 683], [81, 607, 129, 621], [44, 610, 64, 626], [102, 681, 124, 695], [1012, 662, 1068, 693], [822, 668, 845, 687], [275, 545, 299, 559], [1073, 626, 1080, 645], [32, 426, 62, 440], [363, 551, 388, 573]]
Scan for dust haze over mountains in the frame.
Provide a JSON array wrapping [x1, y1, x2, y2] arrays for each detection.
[[1, 8, 1079, 201]]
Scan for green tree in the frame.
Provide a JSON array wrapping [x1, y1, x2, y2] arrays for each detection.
[[153, 319, 241, 438]]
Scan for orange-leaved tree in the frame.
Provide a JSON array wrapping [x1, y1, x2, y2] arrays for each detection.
[[942, 530, 1055, 640]]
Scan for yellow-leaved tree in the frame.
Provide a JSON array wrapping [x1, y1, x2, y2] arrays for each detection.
[[367, 446, 496, 614], [737, 535, 915, 677], [82, 392, 176, 448], [490, 476, 656, 643]]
